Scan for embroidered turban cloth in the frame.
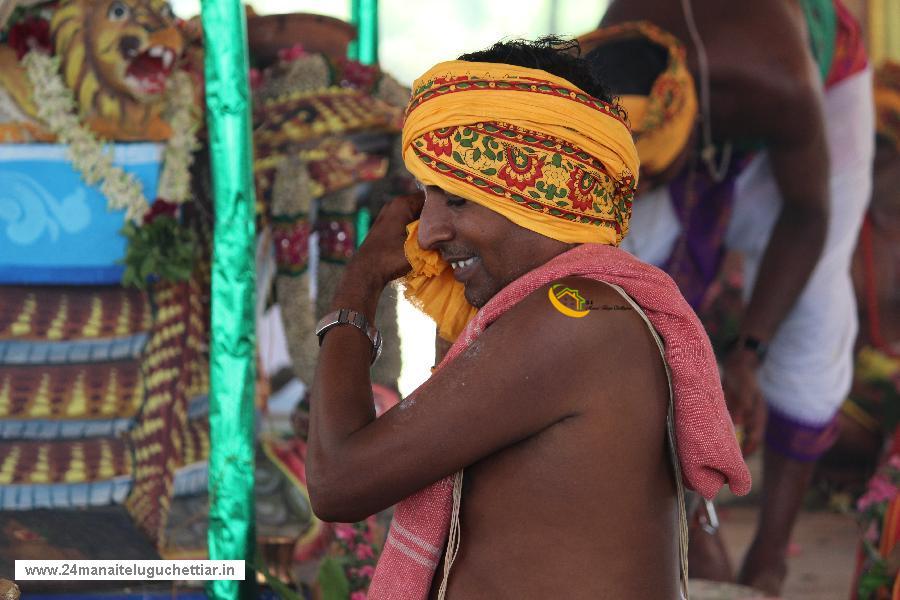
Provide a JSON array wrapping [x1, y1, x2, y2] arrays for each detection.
[[400, 60, 639, 340], [875, 60, 900, 151], [579, 22, 698, 177]]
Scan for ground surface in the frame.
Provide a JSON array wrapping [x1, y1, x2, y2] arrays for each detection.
[[692, 506, 859, 600], [692, 449, 861, 600]]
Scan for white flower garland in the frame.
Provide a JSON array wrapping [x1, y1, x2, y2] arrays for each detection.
[[22, 50, 199, 223], [157, 70, 200, 205]]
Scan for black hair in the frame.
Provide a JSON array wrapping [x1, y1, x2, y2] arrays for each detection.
[[457, 36, 613, 104], [584, 37, 669, 96]]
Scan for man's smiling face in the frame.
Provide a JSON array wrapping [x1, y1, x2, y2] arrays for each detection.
[[416, 185, 576, 307]]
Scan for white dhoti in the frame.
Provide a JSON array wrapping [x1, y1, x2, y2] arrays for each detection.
[[622, 68, 874, 429]]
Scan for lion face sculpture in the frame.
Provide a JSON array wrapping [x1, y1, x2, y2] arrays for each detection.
[[50, 0, 185, 139]]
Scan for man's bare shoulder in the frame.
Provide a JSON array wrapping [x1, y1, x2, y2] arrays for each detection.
[[604, 0, 822, 141], [490, 276, 666, 380], [702, 0, 824, 139], [606, 0, 808, 65]]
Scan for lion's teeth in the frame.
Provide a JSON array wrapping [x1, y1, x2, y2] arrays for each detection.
[[149, 46, 164, 57], [162, 50, 174, 69]]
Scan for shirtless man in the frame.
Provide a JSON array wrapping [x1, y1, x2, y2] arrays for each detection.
[[307, 38, 748, 598], [593, 0, 873, 593]]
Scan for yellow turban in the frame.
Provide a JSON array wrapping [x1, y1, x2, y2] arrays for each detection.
[[579, 22, 698, 177], [400, 60, 639, 341], [875, 60, 900, 150]]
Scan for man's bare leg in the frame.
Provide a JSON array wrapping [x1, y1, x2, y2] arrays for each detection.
[[688, 508, 734, 582], [738, 447, 816, 595]]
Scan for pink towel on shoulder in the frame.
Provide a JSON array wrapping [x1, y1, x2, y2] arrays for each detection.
[[368, 244, 751, 599]]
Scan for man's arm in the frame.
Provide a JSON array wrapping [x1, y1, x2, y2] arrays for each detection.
[[307, 209, 656, 522], [738, 61, 830, 345], [716, 19, 830, 453], [309, 279, 603, 521]]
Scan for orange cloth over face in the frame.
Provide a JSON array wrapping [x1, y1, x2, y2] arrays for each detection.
[[400, 60, 639, 341], [402, 220, 477, 342], [579, 22, 698, 177]]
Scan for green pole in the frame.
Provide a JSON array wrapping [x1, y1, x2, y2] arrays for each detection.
[[355, 207, 371, 249], [348, 0, 361, 61], [356, 0, 379, 65], [348, 0, 378, 64], [200, 0, 257, 597], [350, 0, 378, 246]]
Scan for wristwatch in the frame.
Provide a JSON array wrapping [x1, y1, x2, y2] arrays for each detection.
[[315, 308, 383, 364], [728, 334, 769, 362]]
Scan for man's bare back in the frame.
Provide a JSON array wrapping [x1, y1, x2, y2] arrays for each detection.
[[310, 202, 681, 597], [602, 0, 817, 144], [430, 279, 678, 599], [306, 39, 705, 598]]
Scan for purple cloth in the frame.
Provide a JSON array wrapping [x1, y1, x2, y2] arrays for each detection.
[[765, 405, 841, 462], [662, 158, 747, 310]]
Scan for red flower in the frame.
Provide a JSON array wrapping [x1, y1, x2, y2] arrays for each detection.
[[566, 165, 598, 212], [249, 68, 264, 91], [497, 146, 545, 192], [423, 127, 456, 158], [273, 220, 311, 270], [7, 17, 52, 60], [142, 199, 179, 224], [334, 523, 357, 543], [356, 564, 375, 578], [277, 43, 308, 63], [857, 474, 899, 511], [11, 525, 41, 542], [336, 57, 378, 90]]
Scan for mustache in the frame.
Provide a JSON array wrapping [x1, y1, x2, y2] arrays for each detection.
[[438, 244, 477, 261]]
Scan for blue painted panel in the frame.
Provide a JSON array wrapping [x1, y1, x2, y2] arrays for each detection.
[[0, 143, 163, 285]]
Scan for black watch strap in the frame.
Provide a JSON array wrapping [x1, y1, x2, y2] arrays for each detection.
[[730, 334, 768, 362]]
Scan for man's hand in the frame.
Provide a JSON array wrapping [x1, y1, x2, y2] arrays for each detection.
[[351, 192, 425, 289], [330, 193, 425, 321], [723, 349, 767, 456]]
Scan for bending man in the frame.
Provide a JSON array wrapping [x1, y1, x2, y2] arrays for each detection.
[[584, 0, 872, 593]]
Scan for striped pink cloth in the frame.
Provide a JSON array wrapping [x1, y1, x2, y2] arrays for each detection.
[[368, 243, 751, 599]]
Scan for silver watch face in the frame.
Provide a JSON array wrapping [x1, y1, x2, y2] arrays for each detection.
[[314, 309, 346, 341], [315, 309, 382, 364]]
